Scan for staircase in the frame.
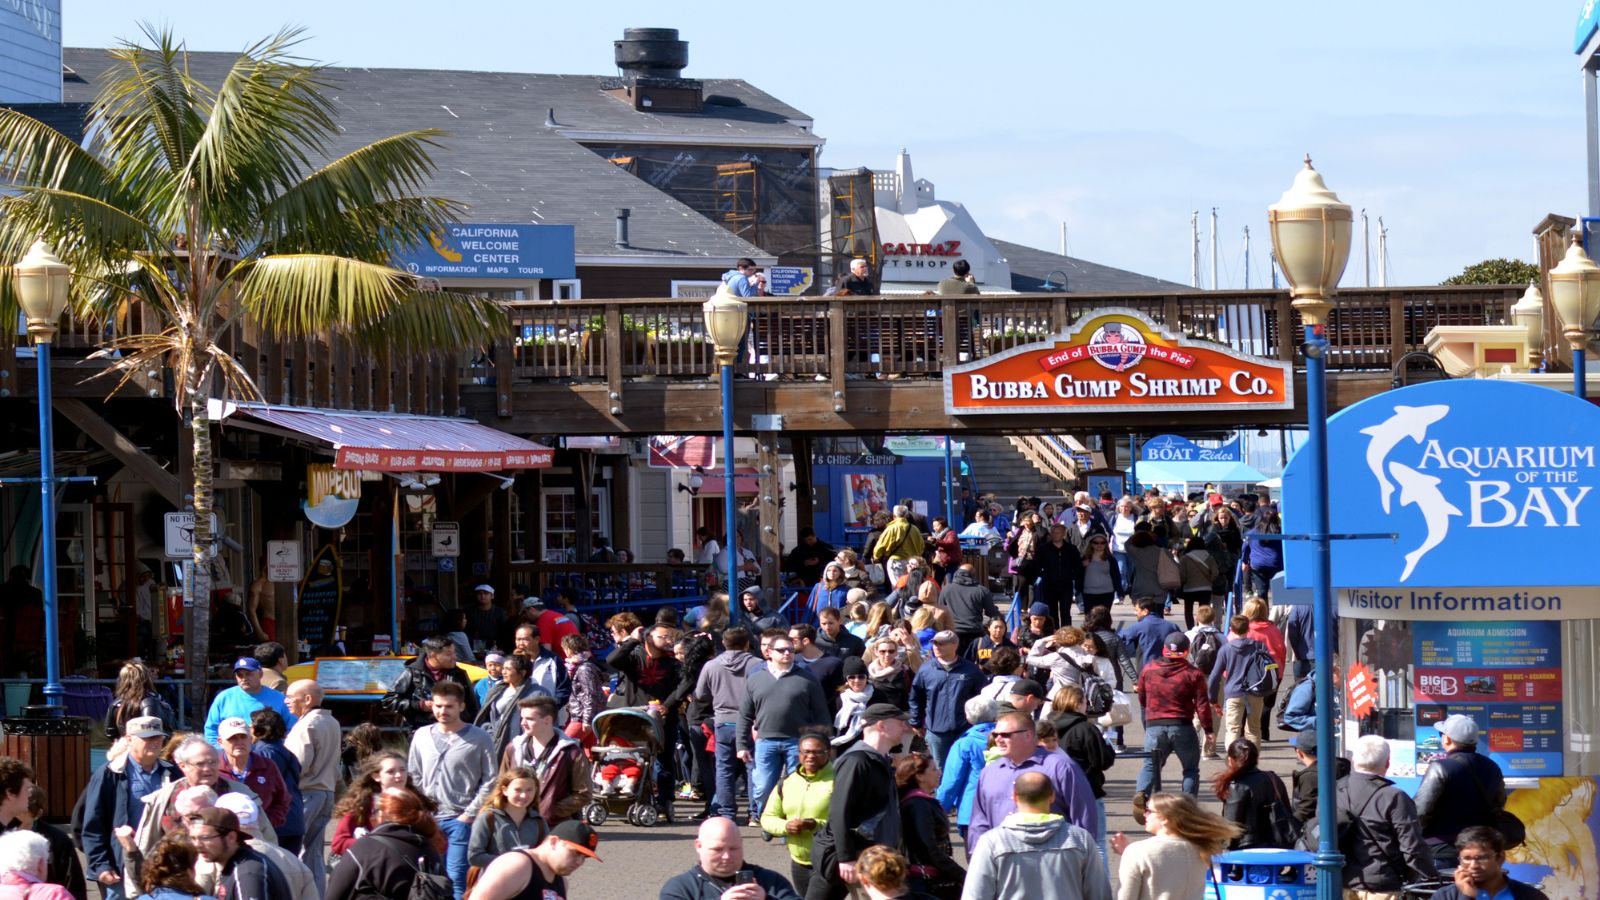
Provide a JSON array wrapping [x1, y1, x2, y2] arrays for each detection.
[[963, 434, 1081, 503]]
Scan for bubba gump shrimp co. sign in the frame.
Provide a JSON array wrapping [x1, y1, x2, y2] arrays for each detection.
[[943, 308, 1294, 415]]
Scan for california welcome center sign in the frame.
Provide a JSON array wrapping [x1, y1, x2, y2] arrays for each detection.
[[942, 308, 1293, 415], [1281, 379, 1600, 619]]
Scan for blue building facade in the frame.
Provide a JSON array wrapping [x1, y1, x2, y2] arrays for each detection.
[[1, 0, 61, 103]]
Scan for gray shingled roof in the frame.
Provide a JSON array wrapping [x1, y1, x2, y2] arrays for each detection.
[[993, 238, 1194, 293], [59, 50, 818, 262]]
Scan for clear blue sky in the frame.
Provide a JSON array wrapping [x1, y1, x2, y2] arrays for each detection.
[[62, 1, 1588, 287]]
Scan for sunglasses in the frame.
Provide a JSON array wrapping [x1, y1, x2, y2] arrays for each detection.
[[991, 729, 1033, 740]]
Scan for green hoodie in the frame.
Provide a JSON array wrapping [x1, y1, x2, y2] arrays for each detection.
[[759, 764, 835, 866]]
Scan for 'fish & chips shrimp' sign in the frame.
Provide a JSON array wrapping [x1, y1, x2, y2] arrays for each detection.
[[1281, 379, 1600, 618], [942, 308, 1293, 415]]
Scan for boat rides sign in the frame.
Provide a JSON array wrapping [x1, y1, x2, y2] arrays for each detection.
[[943, 308, 1293, 415], [1281, 379, 1600, 618]]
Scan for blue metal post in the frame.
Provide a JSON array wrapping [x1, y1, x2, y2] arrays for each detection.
[[1128, 432, 1140, 496], [1304, 320, 1342, 899], [722, 362, 739, 621], [1577, 346, 1587, 400], [36, 341, 64, 710], [942, 436, 955, 527]]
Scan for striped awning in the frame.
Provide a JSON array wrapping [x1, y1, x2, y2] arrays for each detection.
[[212, 401, 552, 473]]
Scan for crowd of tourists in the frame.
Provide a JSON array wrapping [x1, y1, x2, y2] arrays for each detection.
[[0, 489, 1540, 900]]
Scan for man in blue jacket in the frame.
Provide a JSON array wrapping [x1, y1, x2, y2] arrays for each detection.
[[1117, 598, 1181, 671], [910, 631, 987, 769], [203, 657, 295, 748], [81, 716, 180, 900]]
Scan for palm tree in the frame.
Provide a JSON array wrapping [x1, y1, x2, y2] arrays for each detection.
[[0, 27, 507, 711]]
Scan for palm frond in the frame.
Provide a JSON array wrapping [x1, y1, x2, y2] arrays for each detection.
[[0, 108, 125, 200], [254, 130, 453, 255], [95, 26, 208, 198], [262, 195, 465, 261], [230, 253, 505, 353]]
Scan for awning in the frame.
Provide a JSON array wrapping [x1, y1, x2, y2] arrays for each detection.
[[211, 401, 553, 472], [1132, 460, 1268, 487], [696, 466, 759, 495]]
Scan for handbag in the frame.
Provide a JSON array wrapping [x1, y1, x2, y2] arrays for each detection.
[[1098, 690, 1133, 727], [866, 562, 886, 584], [1157, 550, 1182, 591]]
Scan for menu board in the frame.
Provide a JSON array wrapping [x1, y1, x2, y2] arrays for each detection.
[[297, 545, 342, 649], [1413, 620, 1562, 776], [314, 657, 411, 695]]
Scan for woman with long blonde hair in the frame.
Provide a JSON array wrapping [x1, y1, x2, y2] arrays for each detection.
[[1111, 791, 1241, 900]]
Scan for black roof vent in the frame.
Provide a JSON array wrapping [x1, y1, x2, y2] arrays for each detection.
[[615, 28, 688, 81], [704, 94, 745, 108]]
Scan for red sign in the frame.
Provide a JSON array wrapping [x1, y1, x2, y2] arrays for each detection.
[[335, 447, 553, 472], [1347, 662, 1379, 719], [1413, 668, 1562, 703], [648, 435, 717, 469], [944, 308, 1293, 415], [881, 240, 961, 257]]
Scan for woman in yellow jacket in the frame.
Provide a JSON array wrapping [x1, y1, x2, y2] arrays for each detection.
[[759, 733, 836, 895]]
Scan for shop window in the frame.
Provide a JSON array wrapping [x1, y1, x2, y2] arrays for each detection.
[[553, 280, 581, 300], [540, 489, 609, 563]]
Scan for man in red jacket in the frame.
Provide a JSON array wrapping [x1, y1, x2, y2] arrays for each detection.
[[1131, 632, 1213, 823]]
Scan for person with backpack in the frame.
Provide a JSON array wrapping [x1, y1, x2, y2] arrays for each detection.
[[1182, 604, 1224, 730], [1240, 597, 1287, 742], [1023, 628, 1114, 716], [1212, 739, 1295, 850], [1131, 633, 1213, 824], [1326, 735, 1438, 897], [1206, 616, 1278, 750]]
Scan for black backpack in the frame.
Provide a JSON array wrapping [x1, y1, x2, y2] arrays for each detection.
[[1188, 630, 1222, 675], [1237, 641, 1281, 697], [1067, 658, 1115, 717]]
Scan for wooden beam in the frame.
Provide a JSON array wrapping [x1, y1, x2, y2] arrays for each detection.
[[829, 299, 846, 412], [757, 433, 782, 599], [57, 399, 184, 506], [791, 435, 815, 536]]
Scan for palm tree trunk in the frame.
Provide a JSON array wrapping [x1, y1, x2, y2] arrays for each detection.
[[186, 375, 213, 721]]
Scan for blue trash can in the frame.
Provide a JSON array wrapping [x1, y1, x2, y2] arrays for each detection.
[[1205, 848, 1318, 899]]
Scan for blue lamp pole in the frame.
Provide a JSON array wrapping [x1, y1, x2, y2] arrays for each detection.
[[15, 240, 72, 712], [1269, 158, 1353, 900], [1548, 234, 1600, 401], [703, 291, 749, 616], [942, 436, 955, 527]]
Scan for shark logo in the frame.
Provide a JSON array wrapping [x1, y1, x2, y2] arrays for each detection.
[[1358, 404, 1454, 581]]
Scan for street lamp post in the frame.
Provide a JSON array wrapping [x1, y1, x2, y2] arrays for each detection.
[[1510, 283, 1546, 372], [703, 289, 749, 616], [1547, 235, 1600, 399], [1268, 157, 1352, 900], [13, 240, 71, 712]]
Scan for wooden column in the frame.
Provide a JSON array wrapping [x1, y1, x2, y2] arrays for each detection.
[[573, 451, 595, 563], [829, 299, 846, 413], [1276, 294, 1297, 362], [1388, 291, 1407, 368], [608, 455, 631, 555], [489, 485, 512, 600], [757, 434, 783, 599], [791, 436, 815, 536]]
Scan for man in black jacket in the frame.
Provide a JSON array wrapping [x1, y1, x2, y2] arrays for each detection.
[[382, 637, 479, 726], [608, 621, 691, 814], [1290, 729, 1350, 826], [1414, 714, 1507, 852], [1335, 734, 1438, 895], [814, 607, 865, 659], [189, 807, 292, 900], [807, 704, 909, 900], [942, 564, 1000, 657], [79, 716, 179, 900], [660, 817, 802, 900], [1034, 525, 1083, 628]]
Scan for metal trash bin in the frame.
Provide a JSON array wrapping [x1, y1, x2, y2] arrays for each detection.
[[0, 708, 90, 821], [1206, 848, 1317, 899]]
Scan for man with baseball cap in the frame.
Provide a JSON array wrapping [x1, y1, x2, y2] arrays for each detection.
[[1131, 631, 1213, 823], [202, 655, 294, 748], [469, 819, 601, 900], [215, 717, 290, 831], [910, 630, 986, 770], [464, 583, 504, 652], [206, 794, 314, 899], [187, 806, 292, 900], [1001, 679, 1047, 719], [806, 703, 908, 900], [81, 716, 179, 900], [1415, 713, 1509, 854]]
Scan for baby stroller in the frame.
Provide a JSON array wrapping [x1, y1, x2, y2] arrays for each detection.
[[583, 706, 667, 827]]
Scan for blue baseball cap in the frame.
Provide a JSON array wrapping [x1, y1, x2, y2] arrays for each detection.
[[232, 657, 262, 672]]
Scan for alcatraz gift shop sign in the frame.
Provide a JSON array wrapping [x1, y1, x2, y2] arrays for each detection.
[[943, 308, 1293, 415], [1281, 379, 1600, 618]]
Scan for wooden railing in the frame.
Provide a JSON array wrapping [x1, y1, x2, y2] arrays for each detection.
[[481, 287, 1521, 393]]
